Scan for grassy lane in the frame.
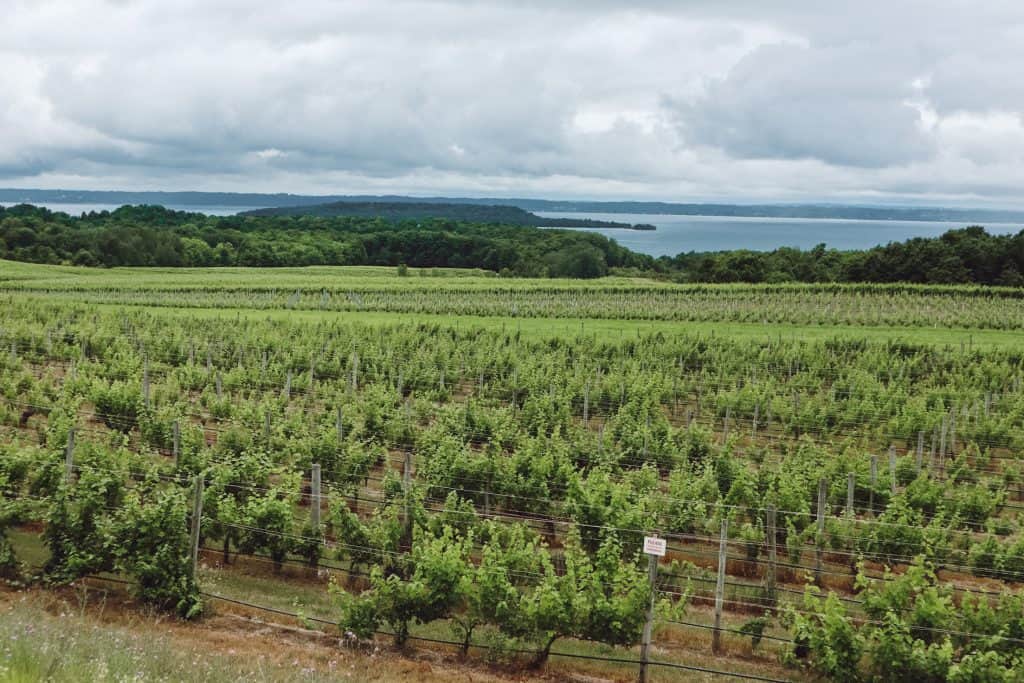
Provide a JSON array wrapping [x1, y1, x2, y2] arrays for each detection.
[[89, 302, 1022, 349]]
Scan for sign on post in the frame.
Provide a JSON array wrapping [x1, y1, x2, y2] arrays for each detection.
[[643, 536, 666, 556]]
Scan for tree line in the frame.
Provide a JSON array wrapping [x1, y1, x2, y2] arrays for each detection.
[[2, 203, 1023, 284], [0, 204, 645, 278]]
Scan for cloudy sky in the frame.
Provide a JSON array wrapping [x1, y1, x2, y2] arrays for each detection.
[[4, 0, 1024, 205]]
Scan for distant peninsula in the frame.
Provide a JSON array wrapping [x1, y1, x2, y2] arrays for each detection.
[[2, 188, 1022, 224], [239, 200, 656, 230]]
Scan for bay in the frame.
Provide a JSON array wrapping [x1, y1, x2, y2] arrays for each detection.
[[536, 211, 1022, 256]]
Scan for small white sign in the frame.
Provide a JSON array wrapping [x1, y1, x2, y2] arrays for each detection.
[[643, 536, 666, 556]]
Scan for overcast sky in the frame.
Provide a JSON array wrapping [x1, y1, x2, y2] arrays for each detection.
[[4, 0, 1024, 205]]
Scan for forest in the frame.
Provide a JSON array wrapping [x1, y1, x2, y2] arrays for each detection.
[[1, 203, 1023, 285]]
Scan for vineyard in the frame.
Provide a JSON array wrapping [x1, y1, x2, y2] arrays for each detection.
[[2, 261, 1024, 681]]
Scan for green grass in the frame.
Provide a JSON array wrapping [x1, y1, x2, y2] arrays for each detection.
[[0, 592, 356, 682], [88, 302, 1022, 349]]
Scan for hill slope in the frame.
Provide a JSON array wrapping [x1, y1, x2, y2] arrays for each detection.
[[239, 200, 654, 229]]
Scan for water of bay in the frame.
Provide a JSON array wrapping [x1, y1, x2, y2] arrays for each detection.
[[536, 211, 1021, 257]]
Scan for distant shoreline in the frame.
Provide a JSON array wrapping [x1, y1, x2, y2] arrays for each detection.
[[3, 188, 1023, 224]]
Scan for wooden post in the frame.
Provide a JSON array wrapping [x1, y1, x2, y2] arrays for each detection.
[[283, 370, 291, 400], [722, 406, 731, 443], [263, 411, 271, 442], [846, 472, 855, 518], [921, 430, 929, 473], [142, 355, 150, 409], [311, 463, 322, 570], [336, 406, 344, 442], [888, 445, 897, 494], [869, 455, 878, 514], [949, 411, 957, 459], [938, 416, 948, 473], [189, 475, 204, 579], [402, 449, 413, 548], [815, 477, 827, 586], [350, 352, 359, 392], [215, 373, 222, 399], [583, 382, 590, 426], [642, 415, 650, 461], [64, 428, 76, 484], [397, 370, 404, 397], [765, 506, 777, 605], [172, 420, 181, 468], [638, 552, 658, 683], [712, 517, 729, 654], [752, 403, 759, 438]]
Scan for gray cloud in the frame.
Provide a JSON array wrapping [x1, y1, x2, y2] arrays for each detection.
[[2, 0, 1024, 205]]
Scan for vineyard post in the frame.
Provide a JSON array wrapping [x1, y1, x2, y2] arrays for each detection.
[[336, 406, 344, 442], [752, 403, 759, 438], [311, 464, 321, 530], [642, 414, 650, 461], [350, 352, 358, 392], [815, 477, 827, 586], [722, 406, 731, 444], [846, 472, 855, 519], [189, 475, 204, 579], [206, 347, 212, 373], [402, 449, 413, 548], [949, 410, 957, 458], [939, 416, 948, 474], [142, 354, 150, 409], [439, 367, 445, 392], [765, 505, 777, 605], [916, 431, 924, 472], [638, 549, 659, 683], [215, 373, 222, 399], [512, 368, 518, 411], [397, 370, 404, 396], [869, 455, 878, 515], [583, 381, 590, 426], [172, 419, 180, 468], [888, 445, 897, 494], [284, 370, 291, 400], [984, 392, 991, 418], [263, 411, 271, 442], [64, 427, 76, 484], [311, 463, 321, 569], [712, 517, 729, 654]]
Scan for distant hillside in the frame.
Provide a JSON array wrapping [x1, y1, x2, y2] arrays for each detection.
[[5, 188, 1023, 224], [240, 201, 655, 230]]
